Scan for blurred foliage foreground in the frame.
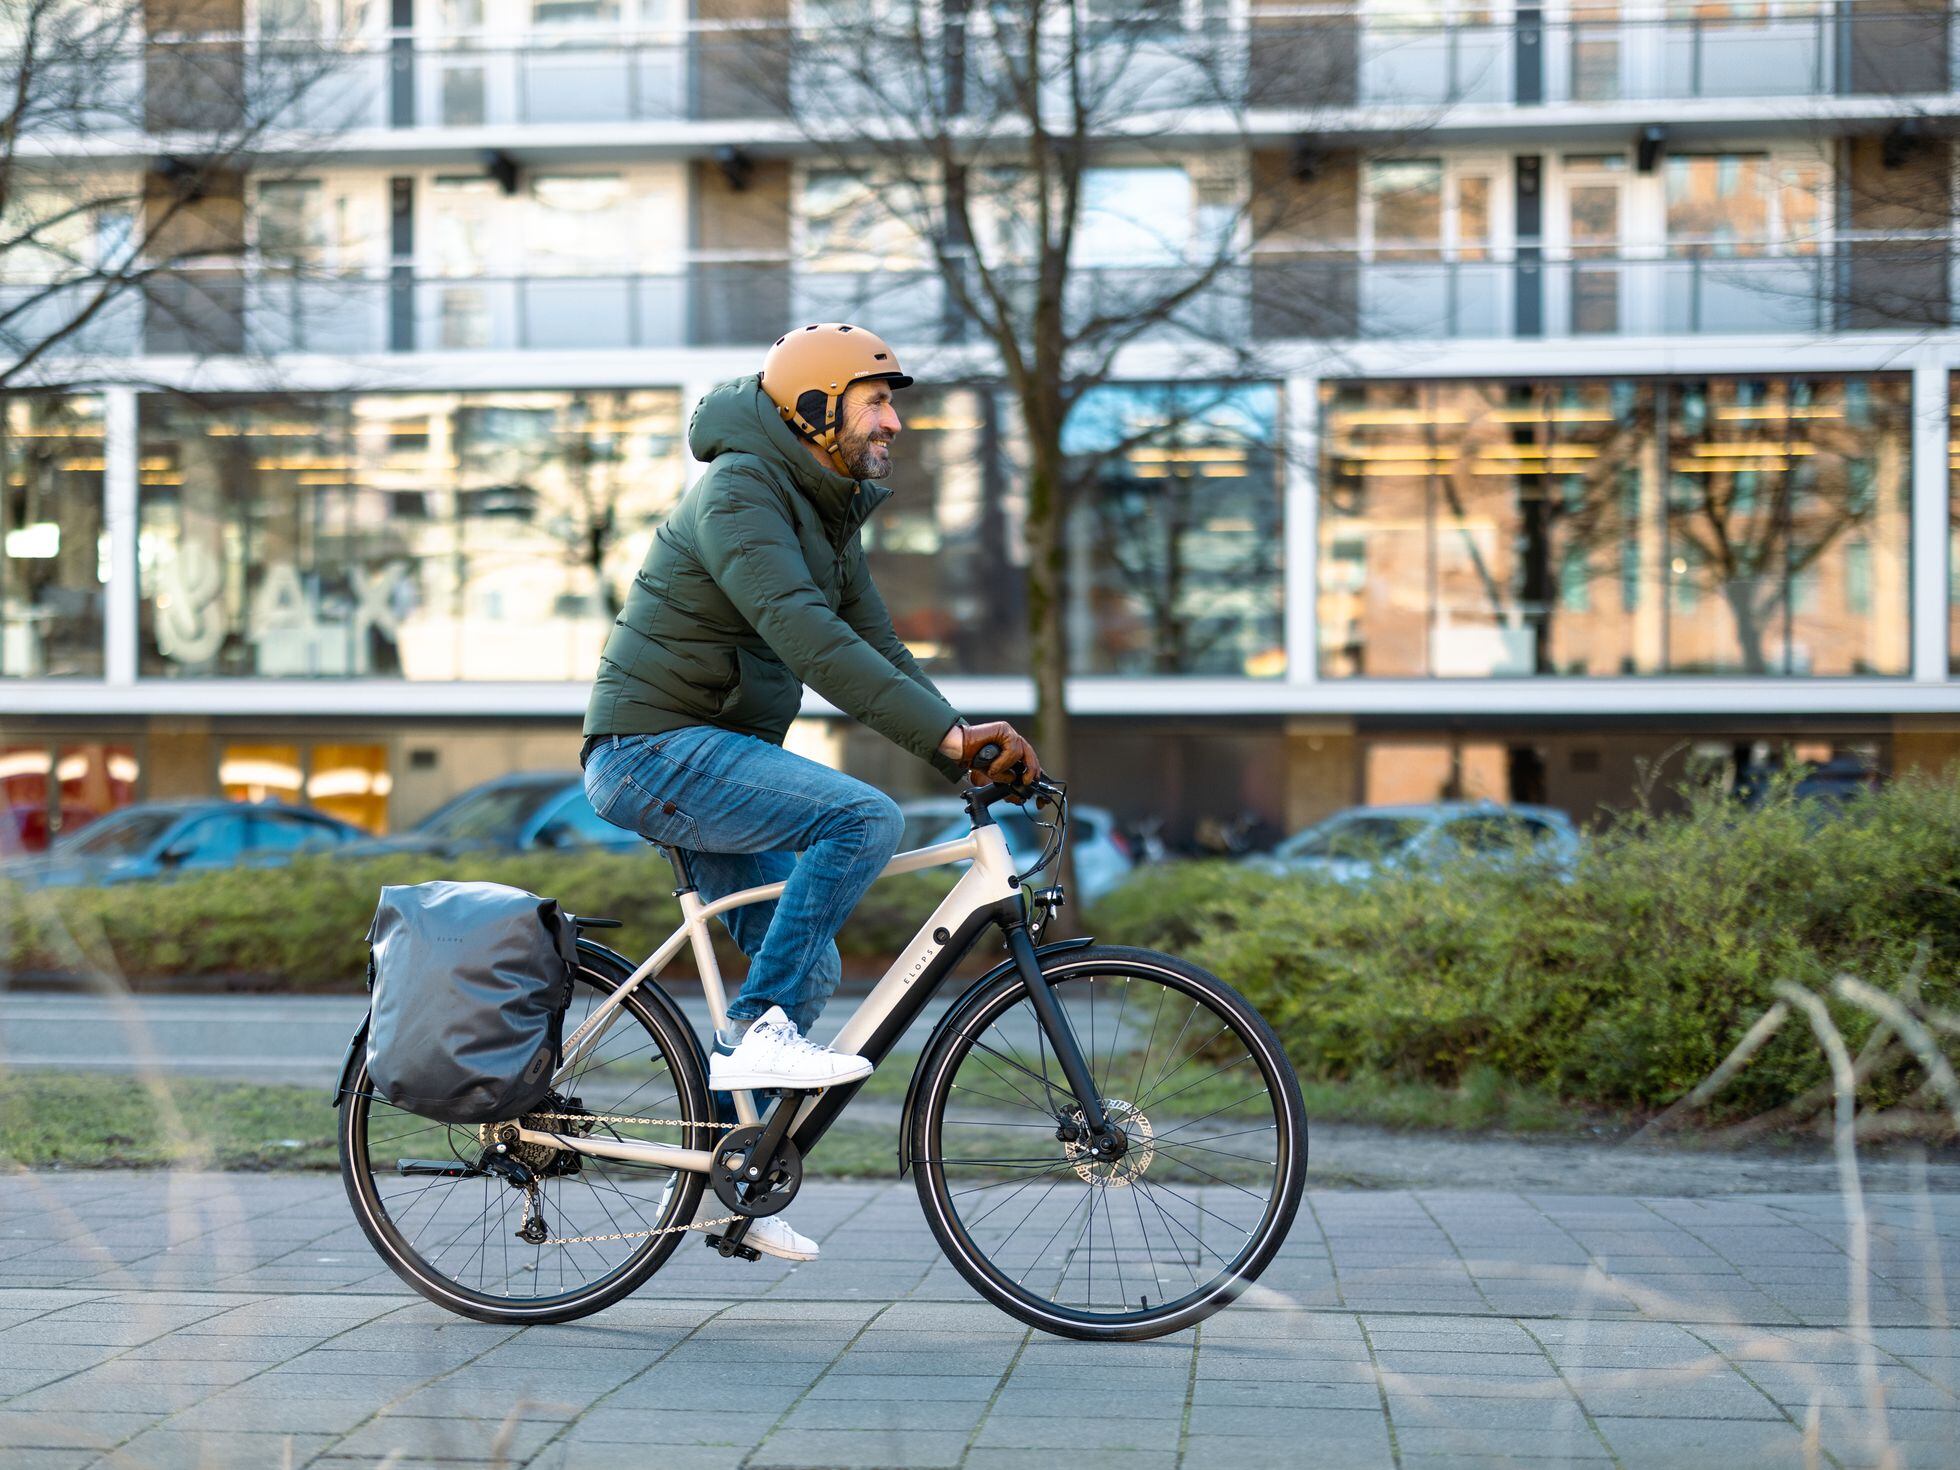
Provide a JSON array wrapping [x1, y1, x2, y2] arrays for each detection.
[[4, 775, 1960, 1126], [1095, 774, 1960, 1127]]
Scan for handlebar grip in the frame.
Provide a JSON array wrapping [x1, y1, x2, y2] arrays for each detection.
[[970, 740, 1028, 786]]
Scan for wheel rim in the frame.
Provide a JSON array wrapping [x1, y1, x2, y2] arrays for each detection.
[[343, 968, 702, 1310], [921, 959, 1300, 1327]]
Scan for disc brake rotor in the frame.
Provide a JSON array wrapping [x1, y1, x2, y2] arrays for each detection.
[[1063, 1099, 1155, 1186]]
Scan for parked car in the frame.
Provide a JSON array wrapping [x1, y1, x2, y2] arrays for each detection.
[[0, 800, 363, 889], [352, 771, 640, 858], [896, 797, 1134, 904], [1251, 801, 1582, 885]]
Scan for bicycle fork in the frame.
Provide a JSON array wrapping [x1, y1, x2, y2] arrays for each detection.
[[1003, 920, 1110, 1137]]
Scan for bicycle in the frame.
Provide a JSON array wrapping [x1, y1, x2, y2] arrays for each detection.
[[335, 757, 1307, 1342]]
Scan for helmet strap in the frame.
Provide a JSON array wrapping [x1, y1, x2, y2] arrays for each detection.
[[791, 387, 842, 451]]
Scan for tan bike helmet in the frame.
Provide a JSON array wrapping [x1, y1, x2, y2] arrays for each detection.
[[761, 323, 913, 453]]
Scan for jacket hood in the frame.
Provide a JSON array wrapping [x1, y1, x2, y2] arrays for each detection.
[[686, 374, 890, 539]]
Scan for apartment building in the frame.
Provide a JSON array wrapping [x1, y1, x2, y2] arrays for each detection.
[[4, 0, 1959, 849]]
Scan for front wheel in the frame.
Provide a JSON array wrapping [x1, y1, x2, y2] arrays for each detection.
[[911, 944, 1306, 1341]]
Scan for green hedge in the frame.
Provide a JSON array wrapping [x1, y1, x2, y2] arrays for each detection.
[[1081, 774, 1960, 1116], [0, 849, 957, 991]]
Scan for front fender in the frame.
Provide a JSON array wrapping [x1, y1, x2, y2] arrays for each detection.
[[895, 935, 1096, 1176]]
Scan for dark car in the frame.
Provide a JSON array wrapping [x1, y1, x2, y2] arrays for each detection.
[[0, 801, 363, 889], [352, 771, 640, 859]]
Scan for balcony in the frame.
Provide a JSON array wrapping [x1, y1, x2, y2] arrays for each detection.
[[16, 8, 1950, 143], [8, 240, 1948, 363]]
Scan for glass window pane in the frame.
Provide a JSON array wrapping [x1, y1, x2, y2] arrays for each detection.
[[1666, 375, 1909, 675], [1320, 373, 1908, 678], [306, 742, 389, 832], [862, 386, 1026, 676], [1062, 383, 1284, 677], [220, 744, 305, 804], [1369, 160, 1443, 261], [138, 389, 685, 680], [526, 173, 629, 275], [55, 743, 140, 848], [0, 745, 52, 855], [1665, 154, 1771, 257], [3, 395, 106, 678]]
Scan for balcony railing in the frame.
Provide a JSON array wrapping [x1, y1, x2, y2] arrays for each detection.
[[8, 242, 1949, 361], [13, 8, 1952, 139]]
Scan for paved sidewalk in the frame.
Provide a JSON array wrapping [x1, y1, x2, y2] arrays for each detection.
[[0, 1174, 1955, 1470]]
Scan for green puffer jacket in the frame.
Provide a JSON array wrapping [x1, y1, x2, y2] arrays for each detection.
[[583, 374, 967, 784]]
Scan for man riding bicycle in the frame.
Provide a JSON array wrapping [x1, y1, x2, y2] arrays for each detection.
[[580, 324, 1042, 1263]]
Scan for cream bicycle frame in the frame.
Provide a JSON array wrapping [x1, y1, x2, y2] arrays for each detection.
[[513, 820, 1024, 1176]]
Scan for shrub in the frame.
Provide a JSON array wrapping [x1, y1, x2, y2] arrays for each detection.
[[1082, 774, 1960, 1116], [0, 848, 958, 991]]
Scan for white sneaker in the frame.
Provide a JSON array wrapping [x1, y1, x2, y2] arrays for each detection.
[[656, 1178, 819, 1262], [745, 1215, 819, 1262], [708, 1006, 873, 1092]]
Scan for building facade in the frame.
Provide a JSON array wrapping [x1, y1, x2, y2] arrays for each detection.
[[5, 0, 1960, 849]]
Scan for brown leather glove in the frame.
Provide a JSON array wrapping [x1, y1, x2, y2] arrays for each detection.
[[954, 720, 1042, 788]]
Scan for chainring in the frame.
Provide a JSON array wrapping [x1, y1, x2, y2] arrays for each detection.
[[709, 1124, 803, 1218]]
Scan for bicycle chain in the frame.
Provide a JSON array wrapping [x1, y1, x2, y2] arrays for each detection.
[[521, 1110, 744, 1247]]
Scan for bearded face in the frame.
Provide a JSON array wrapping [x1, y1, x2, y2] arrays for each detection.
[[834, 380, 900, 480]]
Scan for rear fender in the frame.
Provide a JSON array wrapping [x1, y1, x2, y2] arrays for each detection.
[[895, 935, 1096, 1176]]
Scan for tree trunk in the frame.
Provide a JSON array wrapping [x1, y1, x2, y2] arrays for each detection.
[[1023, 405, 1080, 928], [1723, 582, 1773, 674]]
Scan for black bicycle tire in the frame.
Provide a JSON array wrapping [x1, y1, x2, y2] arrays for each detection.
[[910, 944, 1307, 1342], [339, 963, 712, 1325]]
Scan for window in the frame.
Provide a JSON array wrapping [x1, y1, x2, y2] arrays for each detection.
[[527, 174, 631, 275], [249, 811, 347, 853], [2, 395, 106, 678], [1663, 153, 1823, 257], [256, 180, 326, 266], [1319, 374, 1909, 678], [168, 813, 250, 870], [1062, 383, 1284, 676], [1077, 167, 1194, 267], [137, 390, 685, 682], [1367, 161, 1444, 261], [802, 172, 928, 273]]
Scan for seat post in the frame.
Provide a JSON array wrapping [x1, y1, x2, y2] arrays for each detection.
[[659, 843, 698, 894]]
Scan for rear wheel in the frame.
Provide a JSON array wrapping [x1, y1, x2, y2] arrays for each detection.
[[911, 944, 1306, 1341], [339, 963, 711, 1324]]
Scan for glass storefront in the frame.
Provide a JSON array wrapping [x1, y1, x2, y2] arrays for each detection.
[[137, 389, 685, 680], [825, 379, 1285, 679], [1320, 373, 1910, 677], [1064, 382, 1285, 677], [2, 395, 107, 678], [0, 740, 140, 854]]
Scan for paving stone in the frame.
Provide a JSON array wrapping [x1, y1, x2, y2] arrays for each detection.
[[88, 1429, 336, 1470]]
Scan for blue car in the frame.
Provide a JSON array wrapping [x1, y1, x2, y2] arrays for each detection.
[[0, 801, 363, 889], [1250, 802, 1583, 885], [351, 771, 640, 858]]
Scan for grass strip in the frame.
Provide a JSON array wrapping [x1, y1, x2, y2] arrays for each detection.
[[0, 1067, 1615, 1176]]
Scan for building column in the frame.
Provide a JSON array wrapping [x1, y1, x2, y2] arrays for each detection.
[[1283, 372, 1320, 686], [103, 386, 138, 688], [1911, 357, 1948, 683]]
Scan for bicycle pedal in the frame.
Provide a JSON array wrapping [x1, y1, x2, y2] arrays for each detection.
[[705, 1232, 762, 1262]]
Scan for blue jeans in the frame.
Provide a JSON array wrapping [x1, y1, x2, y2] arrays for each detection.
[[582, 727, 905, 1038]]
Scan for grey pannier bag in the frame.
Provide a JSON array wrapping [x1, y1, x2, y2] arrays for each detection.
[[364, 880, 578, 1124]]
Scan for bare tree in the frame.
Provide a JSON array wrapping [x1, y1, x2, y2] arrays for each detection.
[[731, 0, 1365, 887], [1, 0, 365, 388]]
